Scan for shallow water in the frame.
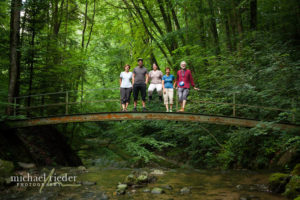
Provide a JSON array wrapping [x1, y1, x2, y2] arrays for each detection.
[[0, 167, 287, 200]]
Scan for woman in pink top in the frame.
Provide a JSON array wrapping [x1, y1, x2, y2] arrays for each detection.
[[148, 63, 163, 101], [176, 61, 199, 112]]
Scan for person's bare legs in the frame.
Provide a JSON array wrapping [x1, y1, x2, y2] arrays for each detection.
[[142, 101, 146, 108], [125, 102, 129, 110], [134, 101, 137, 107], [165, 104, 169, 112], [179, 102, 185, 112], [182, 100, 186, 108], [170, 104, 173, 111], [122, 104, 125, 111]]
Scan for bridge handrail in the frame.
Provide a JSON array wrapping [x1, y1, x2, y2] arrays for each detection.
[[12, 87, 296, 122], [14, 87, 121, 99]]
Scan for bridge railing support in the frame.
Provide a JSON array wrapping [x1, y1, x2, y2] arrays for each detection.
[[176, 89, 178, 111], [292, 98, 295, 122], [10, 88, 297, 123], [233, 93, 236, 117], [13, 97, 16, 116], [65, 91, 69, 115]]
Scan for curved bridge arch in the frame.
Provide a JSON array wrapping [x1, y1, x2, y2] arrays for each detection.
[[4, 112, 299, 131]]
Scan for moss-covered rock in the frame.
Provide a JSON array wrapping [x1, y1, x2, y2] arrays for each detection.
[[180, 187, 191, 194], [124, 174, 136, 186], [292, 164, 300, 176], [116, 183, 127, 195], [284, 176, 300, 199], [137, 174, 148, 183], [269, 173, 290, 193], [293, 196, 300, 200], [151, 187, 164, 194], [0, 159, 14, 177], [0, 177, 5, 186]]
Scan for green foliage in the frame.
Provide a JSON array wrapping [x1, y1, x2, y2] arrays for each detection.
[[1, 0, 299, 170], [104, 121, 175, 165], [284, 176, 300, 199], [292, 164, 300, 176], [218, 124, 289, 169], [269, 173, 290, 193]]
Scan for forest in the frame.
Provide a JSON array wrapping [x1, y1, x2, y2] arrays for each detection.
[[0, 0, 300, 199]]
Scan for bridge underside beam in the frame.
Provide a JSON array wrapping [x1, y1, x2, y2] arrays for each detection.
[[3, 112, 299, 131]]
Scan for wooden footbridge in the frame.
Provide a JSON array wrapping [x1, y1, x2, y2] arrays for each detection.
[[3, 88, 299, 130], [3, 112, 299, 130]]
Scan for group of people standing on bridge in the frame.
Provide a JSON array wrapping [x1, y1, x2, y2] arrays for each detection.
[[119, 58, 199, 112]]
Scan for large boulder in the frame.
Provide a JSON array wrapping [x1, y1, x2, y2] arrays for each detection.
[[269, 173, 290, 193], [0, 159, 14, 177], [284, 176, 300, 199]]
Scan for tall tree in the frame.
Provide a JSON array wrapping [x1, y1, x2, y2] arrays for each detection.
[[208, 0, 220, 55], [7, 0, 21, 115], [250, 0, 257, 30]]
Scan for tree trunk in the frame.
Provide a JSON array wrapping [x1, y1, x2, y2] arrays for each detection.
[[64, 0, 69, 48], [86, 0, 96, 49], [225, 15, 233, 51], [27, 28, 36, 109], [80, 0, 88, 107], [156, 0, 172, 33], [208, 0, 220, 55], [196, 0, 206, 48], [140, 0, 175, 55], [127, 0, 172, 65], [53, 0, 65, 35], [232, 0, 243, 51], [250, 0, 257, 30], [166, 0, 185, 45], [81, 0, 88, 49], [7, 0, 21, 115]]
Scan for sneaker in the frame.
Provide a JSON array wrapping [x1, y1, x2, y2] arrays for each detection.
[[169, 109, 172, 112], [133, 107, 137, 112], [166, 110, 169, 112], [142, 107, 147, 112]]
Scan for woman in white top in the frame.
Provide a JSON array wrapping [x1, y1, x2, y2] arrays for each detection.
[[120, 64, 132, 111]]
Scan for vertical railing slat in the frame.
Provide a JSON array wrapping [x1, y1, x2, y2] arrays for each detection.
[[13, 97, 16, 116], [65, 91, 69, 115], [233, 93, 236, 117]]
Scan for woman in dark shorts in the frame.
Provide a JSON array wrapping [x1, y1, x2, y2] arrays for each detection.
[[120, 64, 132, 111]]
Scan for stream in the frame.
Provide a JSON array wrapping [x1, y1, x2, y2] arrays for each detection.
[[0, 166, 287, 200]]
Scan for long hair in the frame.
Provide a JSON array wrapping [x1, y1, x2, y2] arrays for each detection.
[[152, 63, 160, 70]]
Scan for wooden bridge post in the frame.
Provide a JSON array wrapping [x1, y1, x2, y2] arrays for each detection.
[[65, 91, 69, 115], [233, 93, 236, 117], [13, 97, 16, 116], [176, 89, 178, 111], [292, 98, 295, 122]]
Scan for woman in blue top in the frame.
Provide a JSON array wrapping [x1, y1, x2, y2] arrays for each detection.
[[120, 64, 132, 111], [162, 67, 176, 112]]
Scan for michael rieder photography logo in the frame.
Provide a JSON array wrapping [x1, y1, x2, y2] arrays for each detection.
[[10, 168, 81, 193]]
